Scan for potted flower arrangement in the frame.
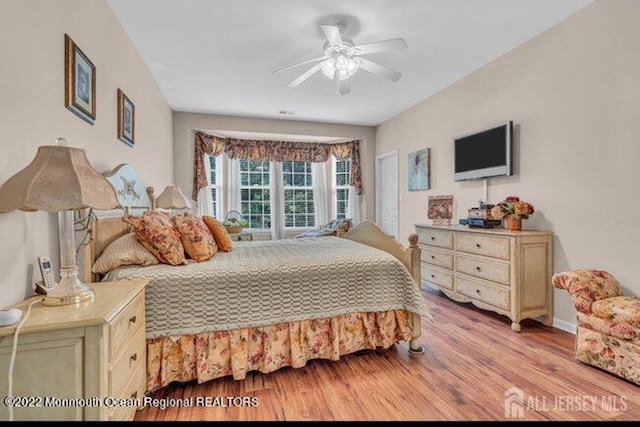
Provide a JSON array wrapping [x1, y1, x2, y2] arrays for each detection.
[[222, 218, 248, 234], [490, 196, 535, 231]]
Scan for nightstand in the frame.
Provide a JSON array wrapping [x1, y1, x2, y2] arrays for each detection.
[[229, 232, 253, 241], [0, 277, 148, 421]]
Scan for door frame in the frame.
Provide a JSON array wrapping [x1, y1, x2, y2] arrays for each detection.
[[375, 150, 399, 239]]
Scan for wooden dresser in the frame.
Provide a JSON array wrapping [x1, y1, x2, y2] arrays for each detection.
[[0, 277, 148, 421], [414, 224, 553, 331]]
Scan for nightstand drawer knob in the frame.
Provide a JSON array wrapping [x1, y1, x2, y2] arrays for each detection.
[[430, 236, 435, 241], [476, 289, 481, 294], [430, 274, 435, 279], [129, 315, 137, 324], [476, 266, 481, 271], [475, 243, 481, 248], [430, 255, 435, 260]]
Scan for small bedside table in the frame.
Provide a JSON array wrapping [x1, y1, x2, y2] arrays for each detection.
[[0, 277, 148, 421], [229, 232, 253, 241]]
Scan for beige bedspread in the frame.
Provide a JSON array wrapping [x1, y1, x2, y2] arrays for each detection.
[[104, 236, 431, 339]]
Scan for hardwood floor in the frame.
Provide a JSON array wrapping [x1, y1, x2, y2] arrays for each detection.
[[134, 288, 639, 421]]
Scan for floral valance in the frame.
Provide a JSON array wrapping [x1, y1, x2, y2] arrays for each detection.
[[193, 131, 362, 199]]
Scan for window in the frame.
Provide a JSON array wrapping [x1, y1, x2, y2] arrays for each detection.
[[239, 159, 271, 229], [333, 157, 351, 219], [282, 161, 315, 228], [209, 155, 222, 219]]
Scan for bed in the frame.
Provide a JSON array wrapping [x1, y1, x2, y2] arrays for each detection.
[[81, 164, 432, 392]]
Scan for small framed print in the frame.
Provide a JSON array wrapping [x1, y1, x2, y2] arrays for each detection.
[[117, 89, 135, 147], [428, 195, 453, 226], [65, 34, 96, 124]]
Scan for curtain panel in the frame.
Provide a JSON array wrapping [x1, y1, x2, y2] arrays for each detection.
[[193, 131, 362, 200]]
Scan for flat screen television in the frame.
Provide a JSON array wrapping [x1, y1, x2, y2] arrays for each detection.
[[453, 121, 513, 181]]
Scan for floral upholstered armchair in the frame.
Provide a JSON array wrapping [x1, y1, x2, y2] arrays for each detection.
[[552, 269, 640, 386]]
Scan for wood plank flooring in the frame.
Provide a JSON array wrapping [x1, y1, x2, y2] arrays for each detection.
[[134, 288, 639, 421]]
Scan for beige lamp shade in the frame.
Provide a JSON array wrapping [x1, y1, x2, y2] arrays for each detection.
[[0, 145, 119, 213], [156, 184, 192, 210]]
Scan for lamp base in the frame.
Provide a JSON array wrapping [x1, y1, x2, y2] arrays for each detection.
[[42, 266, 94, 306]]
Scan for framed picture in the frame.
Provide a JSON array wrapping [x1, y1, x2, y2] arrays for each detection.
[[408, 148, 430, 191], [117, 89, 135, 147], [64, 34, 96, 125], [428, 195, 453, 225]]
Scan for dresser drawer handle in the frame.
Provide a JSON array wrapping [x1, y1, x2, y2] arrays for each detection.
[[476, 266, 481, 272], [129, 315, 137, 324], [430, 236, 435, 241], [131, 391, 138, 400], [475, 243, 481, 248], [130, 353, 138, 363], [430, 274, 435, 279], [430, 255, 435, 260], [476, 289, 481, 294]]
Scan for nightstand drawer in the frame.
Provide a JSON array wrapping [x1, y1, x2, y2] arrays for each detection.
[[416, 228, 453, 249], [456, 274, 510, 310], [456, 233, 510, 260], [421, 263, 454, 290], [109, 364, 146, 421], [456, 253, 510, 285], [109, 327, 146, 399], [421, 247, 453, 269], [109, 292, 144, 360]]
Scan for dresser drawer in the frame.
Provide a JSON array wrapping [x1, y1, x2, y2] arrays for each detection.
[[109, 327, 146, 399], [416, 228, 453, 249], [421, 263, 453, 290], [455, 233, 510, 260], [421, 247, 454, 269], [456, 274, 510, 310], [108, 364, 145, 421], [109, 292, 144, 361], [455, 253, 510, 285]]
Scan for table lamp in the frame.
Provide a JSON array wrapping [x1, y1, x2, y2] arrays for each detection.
[[155, 184, 192, 212], [0, 138, 119, 305]]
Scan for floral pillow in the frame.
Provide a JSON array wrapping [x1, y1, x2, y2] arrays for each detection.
[[92, 232, 159, 274], [202, 216, 233, 252], [122, 210, 187, 265], [172, 213, 218, 262]]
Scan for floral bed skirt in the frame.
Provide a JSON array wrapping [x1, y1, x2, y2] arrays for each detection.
[[146, 309, 414, 391]]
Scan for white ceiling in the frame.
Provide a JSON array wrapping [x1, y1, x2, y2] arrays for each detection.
[[107, 0, 594, 127]]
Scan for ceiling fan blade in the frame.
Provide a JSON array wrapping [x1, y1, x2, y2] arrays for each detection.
[[287, 62, 324, 87], [321, 24, 343, 48], [335, 73, 351, 96], [357, 57, 402, 82], [353, 38, 408, 55], [272, 55, 329, 74]]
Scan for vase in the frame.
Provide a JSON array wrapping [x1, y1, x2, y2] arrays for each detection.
[[504, 215, 522, 231]]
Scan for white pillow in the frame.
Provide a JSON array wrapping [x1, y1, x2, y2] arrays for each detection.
[[92, 232, 159, 274]]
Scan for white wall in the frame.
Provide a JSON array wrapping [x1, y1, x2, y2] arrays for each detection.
[[0, 0, 173, 307], [172, 112, 376, 220], [376, 0, 640, 330]]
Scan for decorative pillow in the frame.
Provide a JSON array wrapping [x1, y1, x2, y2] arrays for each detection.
[[172, 213, 218, 262], [202, 215, 233, 252], [92, 232, 159, 274], [122, 210, 187, 265]]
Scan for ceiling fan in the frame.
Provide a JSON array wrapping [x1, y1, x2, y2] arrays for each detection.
[[273, 24, 407, 96]]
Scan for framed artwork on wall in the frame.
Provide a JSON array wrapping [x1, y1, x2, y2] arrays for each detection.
[[64, 34, 96, 125], [117, 89, 135, 147], [408, 148, 430, 191], [428, 195, 453, 225]]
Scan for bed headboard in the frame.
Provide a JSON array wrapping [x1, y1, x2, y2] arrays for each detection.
[[81, 163, 154, 283]]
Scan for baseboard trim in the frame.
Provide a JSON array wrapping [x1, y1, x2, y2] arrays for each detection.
[[553, 318, 576, 334]]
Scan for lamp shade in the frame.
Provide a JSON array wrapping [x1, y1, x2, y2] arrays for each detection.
[[156, 185, 192, 210], [0, 145, 119, 213]]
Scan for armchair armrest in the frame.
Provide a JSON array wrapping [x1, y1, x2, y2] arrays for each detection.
[[552, 269, 624, 314]]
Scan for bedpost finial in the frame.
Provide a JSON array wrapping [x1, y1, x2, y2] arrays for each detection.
[[408, 233, 419, 247]]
